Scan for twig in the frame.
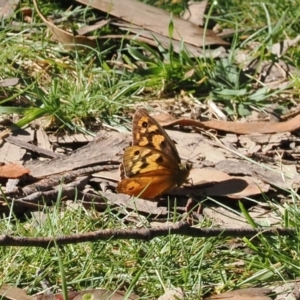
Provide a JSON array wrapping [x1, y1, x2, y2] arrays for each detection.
[[21, 165, 115, 195], [5, 136, 64, 159], [0, 221, 295, 248]]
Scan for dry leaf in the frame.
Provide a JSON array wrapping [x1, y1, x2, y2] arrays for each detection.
[[203, 206, 250, 228], [159, 112, 300, 134], [116, 21, 227, 56], [0, 0, 19, 20], [76, 19, 110, 36], [36, 127, 52, 151], [189, 168, 269, 198], [33, 0, 97, 49], [0, 163, 30, 178], [35, 291, 80, 300], [204, 204, 281, 228], [272, 280, 300, 300], [0, 284, 33, 300], [205, 287, 272, 299], [76, 0, 228, 47], [72, 289, 138, 300], [0, 142, 26, 164], [182, 0, 208, 26], [158, 287, 185, 300], [215, 159, 300, 190], [270, 35, 300, 57]]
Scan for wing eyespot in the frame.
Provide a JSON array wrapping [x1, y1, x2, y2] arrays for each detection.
[[156, 156, 164, 163], [160, 140, 166, 148], [134, 150, 140, 155]]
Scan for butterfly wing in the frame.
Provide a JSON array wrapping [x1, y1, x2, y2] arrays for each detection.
[[132, 109, 181, 164], [117, 146, 189, 198], [121, 145, 180, 177], [117, 174, 176, 198], [117, 109, 191, 199]]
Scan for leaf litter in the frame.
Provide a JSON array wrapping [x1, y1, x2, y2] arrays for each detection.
[[0, 284, 139, 300], [2, 0, 300, 298], [1, 107, 299, 224]]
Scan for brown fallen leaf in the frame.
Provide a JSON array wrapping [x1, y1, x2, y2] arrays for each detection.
[[272, 279, 300, 300], [72, 289, 138, 300], [76, 0, 228, 47], [36, 288, 137, 300], [239, 132, 291, 146], [185, 168, 269, 199], [0, 284, 33, 300], [32, 0, 97, 49], [115, 21, 226, 56], [158, 111, 300, 134], [203, 206, 250, 228], [181, 0, 208, 26], [0, 163, 30, 178], [158, 287, 185, 300], [76, 19, 110, 36], [215, 159, 300, 191], [35, 291, 80, 300], [204, 203, 281, 228], [0, 0, 19, 20], [0, 138, 26, 163], [205, 287, 272, 299], [270, 35, 300, 57], [247, 59, 294, 89]]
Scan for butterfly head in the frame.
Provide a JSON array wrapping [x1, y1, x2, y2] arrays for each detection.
[[177, 160, 192, 187]]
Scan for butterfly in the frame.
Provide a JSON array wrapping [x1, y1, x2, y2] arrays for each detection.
[[116, 109, 192, 199]]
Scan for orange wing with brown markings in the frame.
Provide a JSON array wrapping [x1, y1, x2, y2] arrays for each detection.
[[132, 109, 181, 162], [117, 109, 191, 199]]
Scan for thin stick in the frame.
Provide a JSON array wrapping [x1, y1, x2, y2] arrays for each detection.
[[0, 221, 295, 248]]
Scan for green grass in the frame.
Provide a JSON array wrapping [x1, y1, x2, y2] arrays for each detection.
[[2, 0, 300, 130], [1, 0, 300, 298], [1, 195, 300, 299]]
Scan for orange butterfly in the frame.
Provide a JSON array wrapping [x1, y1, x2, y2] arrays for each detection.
[[117, 109, 191, 198]]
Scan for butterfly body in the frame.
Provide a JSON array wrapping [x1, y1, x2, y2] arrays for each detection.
[[117, 109, 191, 199]]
